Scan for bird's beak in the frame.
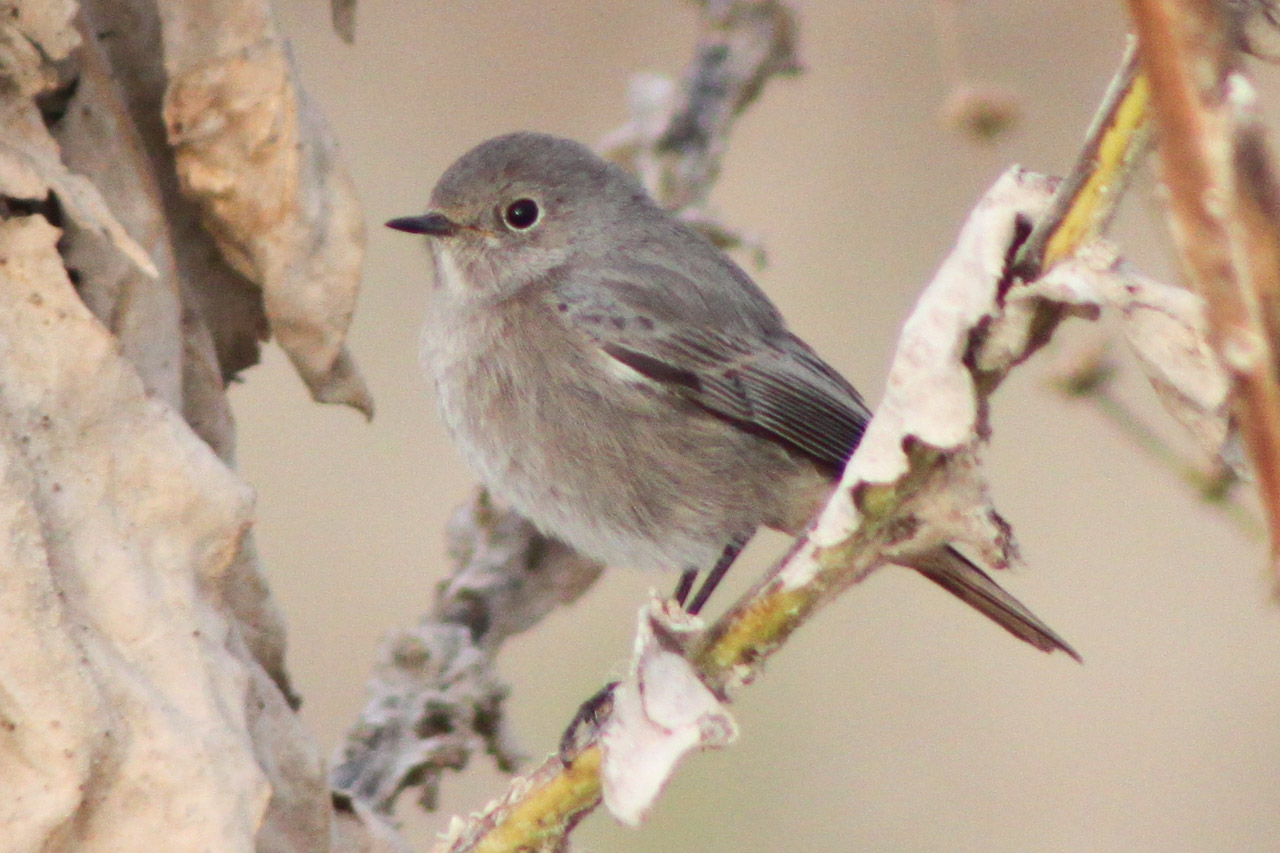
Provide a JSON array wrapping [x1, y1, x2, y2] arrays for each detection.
[[385, 211, 459, 237]]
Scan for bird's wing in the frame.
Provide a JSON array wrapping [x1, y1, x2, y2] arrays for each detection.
[[551, 261, 871, 471]]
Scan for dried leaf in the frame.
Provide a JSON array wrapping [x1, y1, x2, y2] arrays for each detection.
[[828, 174, 1234, 571], [53, 17, 184, 406], [0, 96, 158, 278], [181, 301, 241, 462], [161, 4, 371, 416], [1029, 250, 1237, 468], [0, 0, 79, 97], [80, 0, 271, 385], [1105, 269, 1233, 465], [0, 214, 265, 850], [809, 169, 1057, 572], [244, 633, 335, 853], [600, 597, 737, 826]]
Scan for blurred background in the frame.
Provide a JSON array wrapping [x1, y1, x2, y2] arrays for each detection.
[[232, 1, 1280, 850]]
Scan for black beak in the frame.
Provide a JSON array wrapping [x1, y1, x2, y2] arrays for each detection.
[[385, 211, 459, 237]]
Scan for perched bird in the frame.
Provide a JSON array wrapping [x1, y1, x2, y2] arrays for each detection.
[[389, 131, 1075, 659]]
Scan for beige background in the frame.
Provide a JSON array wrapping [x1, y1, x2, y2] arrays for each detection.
[[233, 1, 1279, 850]]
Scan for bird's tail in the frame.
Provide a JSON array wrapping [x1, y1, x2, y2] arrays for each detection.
[[910, 546, 1081, 662]]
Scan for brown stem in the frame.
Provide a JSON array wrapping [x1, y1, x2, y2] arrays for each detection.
[[1126, 0, 1280, 579]]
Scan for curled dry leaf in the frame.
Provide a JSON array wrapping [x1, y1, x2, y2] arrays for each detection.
[[600, 597, 737, 827], [0, 214, 267, 850], [1028, 248, 1237, 470], [0, 0, 79, 97], [78, 0, 271, 388], [1, 5, 402, 849], [52, 16, 185, 408], [804, 169, 1059, 579], [845, 170, 1054, 487], [0, 1, 155, 282], [1104, 269, 1234, 468], [0, 95, 158, 279], [161, 1, 372, 416], [807, 170, 1234, 578], [239, 625, 332, 853]]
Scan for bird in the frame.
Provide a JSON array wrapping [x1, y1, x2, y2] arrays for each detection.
[[388, 131, 1076, 660]]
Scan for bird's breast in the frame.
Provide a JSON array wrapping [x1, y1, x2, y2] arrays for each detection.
[[422, 293, 575, 484], [419, 291, 817, 572]]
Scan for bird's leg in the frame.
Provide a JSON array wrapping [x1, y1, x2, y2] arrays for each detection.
[[672, 568, 698, 607], [687, 534, 749, 615], [561, 537, 749, 764]]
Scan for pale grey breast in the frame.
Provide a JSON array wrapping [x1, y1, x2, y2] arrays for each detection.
[[421, 276, 822, 572]]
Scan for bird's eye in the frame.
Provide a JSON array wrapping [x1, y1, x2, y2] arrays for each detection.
[[503, 198, 541, 230]]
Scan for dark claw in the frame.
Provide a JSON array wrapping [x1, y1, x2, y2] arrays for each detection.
[[559, 681, 619, 766]]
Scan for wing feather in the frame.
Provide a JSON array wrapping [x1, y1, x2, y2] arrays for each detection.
[[595, 327, 869, 471], [550, 256, 871, 471]]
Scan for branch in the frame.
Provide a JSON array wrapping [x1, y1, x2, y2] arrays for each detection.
[[331, 493, 603, 813], [1009, 33, 1244, 527], [1012, 39, 1152, 279], [600, 0, 799, 256], [1126, 0, 1280, 578], [430, 168, 1181, 852], [425, 16, 1241, 853]]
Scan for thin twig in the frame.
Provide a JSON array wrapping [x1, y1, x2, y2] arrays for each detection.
[[1089, 388, 1258, 533], [1013, 39, 1152, 279], [1050, 351, 1257, 536]]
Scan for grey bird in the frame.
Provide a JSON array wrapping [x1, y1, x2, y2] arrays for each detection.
[[389, 131, 1076, 659]]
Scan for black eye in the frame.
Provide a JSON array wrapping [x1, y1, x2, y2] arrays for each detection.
[[503, 198, 540, 230]]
